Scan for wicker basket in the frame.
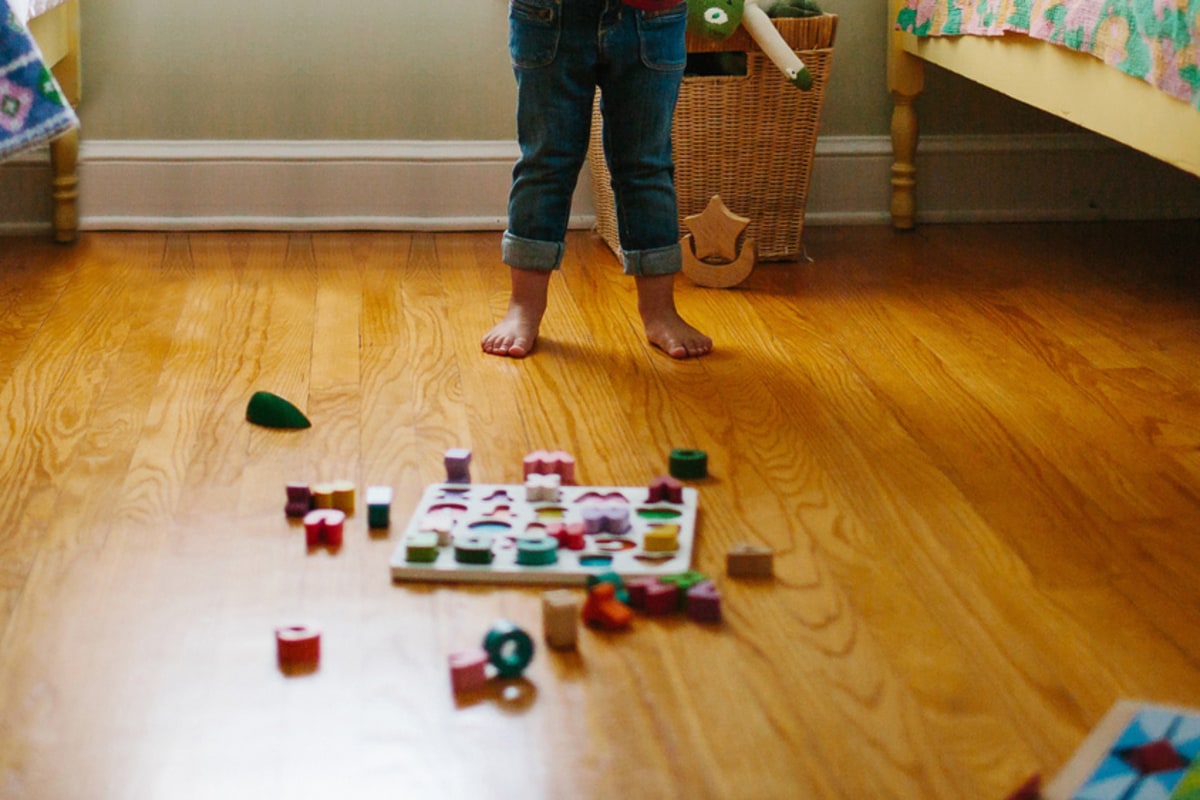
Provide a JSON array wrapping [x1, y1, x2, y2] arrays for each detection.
[[589, 14, 837, 262]]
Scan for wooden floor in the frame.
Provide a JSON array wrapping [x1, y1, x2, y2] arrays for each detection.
[[1, 222, 1198, 799]]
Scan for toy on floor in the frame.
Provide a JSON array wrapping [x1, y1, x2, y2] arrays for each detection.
[[1044, 700, 1200, 800], [687, 0, 819, 89], [276, 624, 321, 672], [727, 542, 775, 578], [681, 195, 757, 289], [247, 391, 311, 429]]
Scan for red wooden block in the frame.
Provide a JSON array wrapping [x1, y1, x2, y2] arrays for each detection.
[[303, 509, 346, 548], [276, 624, 321, 667], [647, 475, 684, 504], [643, 581, 680, 616], [624, 577, 658, 610]]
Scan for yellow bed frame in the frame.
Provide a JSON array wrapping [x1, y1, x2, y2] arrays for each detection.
[[886, 0, 1200, 230], [26, 0, 81, 242]]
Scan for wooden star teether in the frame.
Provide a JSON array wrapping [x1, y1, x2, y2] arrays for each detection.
[[681, 195, 757, 288]]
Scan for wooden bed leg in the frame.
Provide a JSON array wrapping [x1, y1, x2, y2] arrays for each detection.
[[890, 91, 919, 231], [49, 128, 80, 244], [887, 1, 924, 231]]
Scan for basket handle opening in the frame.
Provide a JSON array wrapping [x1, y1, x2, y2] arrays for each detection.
[[684, 52, 749, 79]]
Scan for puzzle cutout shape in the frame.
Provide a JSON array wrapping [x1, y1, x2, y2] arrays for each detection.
[[1047, 701, 1200, 800], [389, 483, 699, 586]]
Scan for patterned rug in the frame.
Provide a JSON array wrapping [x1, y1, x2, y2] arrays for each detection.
[[1, 0, 77, 162]]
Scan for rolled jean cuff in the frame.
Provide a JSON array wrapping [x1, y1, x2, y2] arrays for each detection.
[[622, 241, 682, 277], [502, 231, 564, 272]]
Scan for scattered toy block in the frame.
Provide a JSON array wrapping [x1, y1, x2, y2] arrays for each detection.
[[582, 582, 633, 630], [668, 448, 708, 480], [659, 570, 708, 599], [644, 524, 680, 553], [727, 543, 775, 579], [276, 624, 321, 668], [285, 482, 313, 518], [516, 535, 559, 567], [448, 647, 490, 693], [312, 483, 335, 509], [644, 581, 680, 616], [525, 472, 562, 503], [303, 509, 346, 548], [405, 532, 440, 563], [587, 571, 630, 605], [483, 620, 536, 678], [647, 475, 684, 504], [247, 391, 311, 430], [542, 590, 580, 650], [445, 448, 472, 484], [366, 485, 392, 529], [686, 580, 722, 623], [331, 480, 356, 515], [624, 577, 657, 610]]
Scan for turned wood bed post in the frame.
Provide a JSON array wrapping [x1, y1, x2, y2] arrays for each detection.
[[47, 0, 82, 243], [887, 0, 924, 230]]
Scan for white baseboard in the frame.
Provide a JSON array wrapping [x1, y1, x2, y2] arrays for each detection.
[[3, 134, 1198, 234]]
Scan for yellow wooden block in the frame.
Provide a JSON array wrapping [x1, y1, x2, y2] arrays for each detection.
[[644, 524, 680, 553]]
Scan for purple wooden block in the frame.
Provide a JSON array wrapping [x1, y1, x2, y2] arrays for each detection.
[[285, 483, 312, 518], [445, 448, 472, 484], [687, 581, 722, 623]]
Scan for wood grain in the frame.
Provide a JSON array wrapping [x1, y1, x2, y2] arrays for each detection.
[[0, 222, 1197, 799]]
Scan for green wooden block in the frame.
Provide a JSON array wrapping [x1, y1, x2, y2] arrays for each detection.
[[246, 391, 311, 429]]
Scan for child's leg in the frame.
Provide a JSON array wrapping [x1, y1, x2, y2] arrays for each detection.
[[483, 0, 600, 358], [636, 273, 713, 359], [599, 2, 711, 358], [481, 267, 552, 359]]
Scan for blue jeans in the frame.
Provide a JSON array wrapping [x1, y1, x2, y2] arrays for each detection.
[[504, 0, 687, 277]]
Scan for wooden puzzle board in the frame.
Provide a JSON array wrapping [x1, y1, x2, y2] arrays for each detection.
[[389, 483, 699, 586]]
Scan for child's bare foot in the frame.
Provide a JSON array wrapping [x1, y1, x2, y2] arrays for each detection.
[[636, 274, 713, 359], [481, 267, 552, 358]]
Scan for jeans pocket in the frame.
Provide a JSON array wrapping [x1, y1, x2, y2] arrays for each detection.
[[510, 0, 560, 69], [637, 2, 688, 71]]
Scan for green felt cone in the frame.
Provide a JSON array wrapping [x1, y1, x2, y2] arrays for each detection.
[[246, 391, 311, 429]]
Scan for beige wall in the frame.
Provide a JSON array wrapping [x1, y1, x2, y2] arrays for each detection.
[[77, 0, 1067, 141]]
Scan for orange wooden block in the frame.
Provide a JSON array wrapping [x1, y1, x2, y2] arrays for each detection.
[[582, 583, 633, 630]]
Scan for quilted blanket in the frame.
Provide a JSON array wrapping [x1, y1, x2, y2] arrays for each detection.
[[897, 0, 1200, 110], [1, 0, 77, 162]]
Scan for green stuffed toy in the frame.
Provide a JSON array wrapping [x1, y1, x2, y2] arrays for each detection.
[[686, 0, 822, 90]]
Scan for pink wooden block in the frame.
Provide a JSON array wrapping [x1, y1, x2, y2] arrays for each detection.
[[448, 647, 490, 693]]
